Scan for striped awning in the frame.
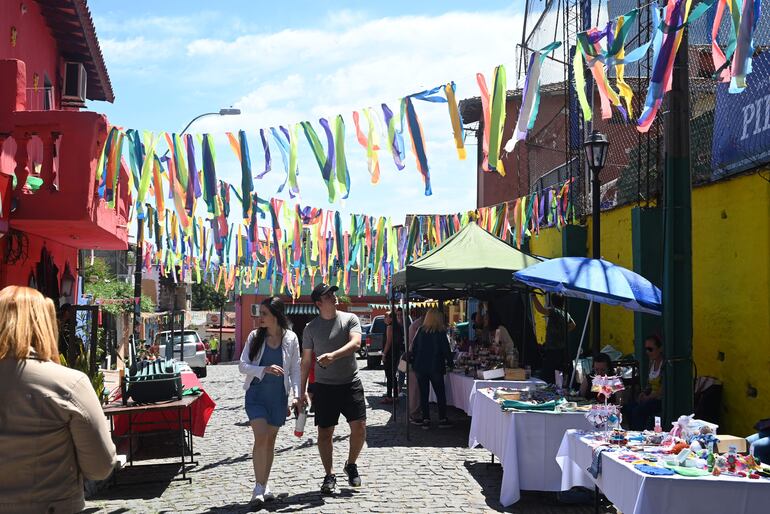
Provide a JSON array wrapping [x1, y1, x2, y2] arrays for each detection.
[[285, 304, 319, 315]]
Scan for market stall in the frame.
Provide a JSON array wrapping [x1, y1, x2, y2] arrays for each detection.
[[390, 221, 543, 436], [468, 387, 594, 506], [556, 428, 770, 514]]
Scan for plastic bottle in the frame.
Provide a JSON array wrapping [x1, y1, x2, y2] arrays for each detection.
[[294, 406, 308, 437], [654, 416, 662, 433]]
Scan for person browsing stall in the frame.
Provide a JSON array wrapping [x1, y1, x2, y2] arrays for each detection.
[[239, 297, 301, 506], [0, 286, 117, 514], [579, 352, 615, 400], [412, 309, 454, 430], [532, 293, 576, 383], [300, 283, 365, 495], [381, 309, 404, 404]]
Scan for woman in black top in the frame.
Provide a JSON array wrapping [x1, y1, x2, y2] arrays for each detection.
[[412, 309, 453, 429], [381, 309, 404, 404]]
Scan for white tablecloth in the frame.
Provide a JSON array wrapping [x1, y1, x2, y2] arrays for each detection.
[[429, 372, 545, 415], [556, 430, 770, 514], [467, 388, 593, 506]]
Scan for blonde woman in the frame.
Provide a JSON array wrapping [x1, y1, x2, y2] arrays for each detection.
[[411, 309, 454, 429], [0, 286, 116, 514]]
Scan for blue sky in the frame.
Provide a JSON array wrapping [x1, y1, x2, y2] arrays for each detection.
[[87, 1, 531, 226]]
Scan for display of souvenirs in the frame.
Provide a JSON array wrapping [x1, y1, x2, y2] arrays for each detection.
[[579, 418, 770, 481], [590, 375, 625, 400]]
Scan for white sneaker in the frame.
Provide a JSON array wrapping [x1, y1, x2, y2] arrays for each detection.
[[251, 483, 265, 504], [264, 484, 275, 501]]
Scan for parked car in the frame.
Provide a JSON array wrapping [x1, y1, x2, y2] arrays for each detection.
[[358, 323, 371, 359], [154, 330, 208, 378], [366, 315, 386, 369]]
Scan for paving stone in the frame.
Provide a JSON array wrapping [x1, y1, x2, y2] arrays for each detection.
[[85, 361, 601, 513]]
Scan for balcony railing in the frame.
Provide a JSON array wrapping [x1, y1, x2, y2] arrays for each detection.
[[0, 110, 129, 249]]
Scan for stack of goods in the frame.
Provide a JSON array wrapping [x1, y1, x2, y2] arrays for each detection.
[[486, 385, 566, 412]]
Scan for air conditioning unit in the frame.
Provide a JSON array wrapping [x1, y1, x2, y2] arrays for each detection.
[[62, 62, 87, 105]]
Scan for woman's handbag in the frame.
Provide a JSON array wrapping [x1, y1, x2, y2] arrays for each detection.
[[397, 352, 408, 373]]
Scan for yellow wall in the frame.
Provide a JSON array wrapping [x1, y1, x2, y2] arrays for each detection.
[[524, 171, 769, 435], [690, 172, 770, 436]]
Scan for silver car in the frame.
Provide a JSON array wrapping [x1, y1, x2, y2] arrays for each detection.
[[154, 330, 208, 378]]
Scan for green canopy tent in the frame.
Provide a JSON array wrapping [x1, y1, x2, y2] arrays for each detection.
[[391, 221, 541, 299], [390, 222, 542, 438]]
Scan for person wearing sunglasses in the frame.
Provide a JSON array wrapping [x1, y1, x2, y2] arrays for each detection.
[[625, 335, 664, 430]]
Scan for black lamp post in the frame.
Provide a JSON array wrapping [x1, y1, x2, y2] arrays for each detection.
[[583, 130, 609, 356]]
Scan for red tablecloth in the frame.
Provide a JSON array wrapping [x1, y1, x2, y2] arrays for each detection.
[[111, 372, 216, 437]]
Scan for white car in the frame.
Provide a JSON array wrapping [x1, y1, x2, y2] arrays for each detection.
[[154, 330, 208, 378]]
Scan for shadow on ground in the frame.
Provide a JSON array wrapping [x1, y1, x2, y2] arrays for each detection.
[[200, 489, 358, 513], [364, 394, 472, 449], [463, 460, 604, 513]]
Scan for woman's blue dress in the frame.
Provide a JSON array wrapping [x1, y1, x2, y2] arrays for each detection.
[[244, 344, 288, 427]]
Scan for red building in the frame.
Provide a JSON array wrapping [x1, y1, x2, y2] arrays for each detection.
[[0, 0, 128, 303]]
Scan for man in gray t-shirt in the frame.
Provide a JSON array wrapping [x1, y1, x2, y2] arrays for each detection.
[[299, 283, 365, 495], [303, 310, 361, 385]]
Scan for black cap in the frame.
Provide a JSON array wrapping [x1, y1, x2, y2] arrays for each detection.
[[311, 283, 339, 302]]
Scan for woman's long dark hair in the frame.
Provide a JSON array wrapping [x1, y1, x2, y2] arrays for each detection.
[[249, 297, 290, 361]]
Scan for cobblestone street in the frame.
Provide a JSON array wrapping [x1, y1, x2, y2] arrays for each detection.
[[85, 361, 598, 513]]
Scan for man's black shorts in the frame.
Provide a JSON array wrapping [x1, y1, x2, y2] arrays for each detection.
[[312, 379, 366, 428]]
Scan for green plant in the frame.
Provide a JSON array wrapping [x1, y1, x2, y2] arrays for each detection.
[[192, 281, 227, 310], [82, 258, 154, 315]]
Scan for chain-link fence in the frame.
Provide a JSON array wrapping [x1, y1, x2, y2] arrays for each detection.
[[465, 0, 770, 218]]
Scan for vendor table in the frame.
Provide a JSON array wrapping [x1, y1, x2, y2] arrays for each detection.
[[430, 371, 546, 415], [103, 395, 200, 484], [468, 388, 593, 506], [112, 371, 216, 437], [556, 429, 770, 514]]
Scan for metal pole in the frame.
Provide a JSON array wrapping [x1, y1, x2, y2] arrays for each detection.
[[132, 219, 143, 357], [219, 297, 224, 363], [663, 28, 693, 425], [401, 290, 411, 441], [390, 296, 397, 423], [591, 165, 601, 357]]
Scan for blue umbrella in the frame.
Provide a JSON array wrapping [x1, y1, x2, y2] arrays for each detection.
[[514, 257, 662, 315], [514, 257, 662, 389]]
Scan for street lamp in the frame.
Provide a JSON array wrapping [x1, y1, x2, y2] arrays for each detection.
[[132, 107, 241, 351], [179, 107, 241, 135], [583, 130, 609, 356]]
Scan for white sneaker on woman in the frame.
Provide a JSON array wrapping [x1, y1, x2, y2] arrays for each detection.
[[264, 484, 275, 501], [251, 483, 265, 504]]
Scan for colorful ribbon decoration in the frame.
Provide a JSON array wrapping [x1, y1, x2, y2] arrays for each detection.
[[352, 109, 381, 184], [334, 115, 351, 199], [506, 42, 561, 152], [730, 0, 762, 93], [488, 65, 507, 175], [444, 82, 466, 160], [382, 102, 407, 171], [301, 119, 337, 203]]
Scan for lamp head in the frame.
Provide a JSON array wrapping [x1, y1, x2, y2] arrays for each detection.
[[583, 130, 609, 170]]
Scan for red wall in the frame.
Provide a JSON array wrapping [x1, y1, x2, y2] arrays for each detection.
[[0, 1, 62, 110], [0, 231, 78, 301]]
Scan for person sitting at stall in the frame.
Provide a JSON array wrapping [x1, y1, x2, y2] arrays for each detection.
[[623, 335, 664, 430], [532, 293, 575, 384], [747, 418, 770, 465], [488, 310, 518, 369], [579, 352, 615, 400], [412, 309, 454, 430], [0, 286, 117, 514]]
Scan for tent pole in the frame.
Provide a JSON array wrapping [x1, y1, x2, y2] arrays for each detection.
[[401, 290, 411, 441], [569, 300, 593, 390], [390, 295, 396, 423]]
